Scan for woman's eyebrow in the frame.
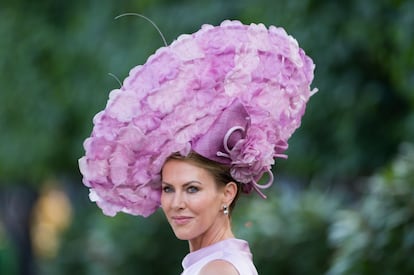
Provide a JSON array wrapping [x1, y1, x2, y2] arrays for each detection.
[[183, 181, 202, 187], [161, 180, 202, 186]]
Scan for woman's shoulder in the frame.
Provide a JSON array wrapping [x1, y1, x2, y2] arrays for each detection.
[[182, 238, 258, 275], [199, 259, 239, 275]]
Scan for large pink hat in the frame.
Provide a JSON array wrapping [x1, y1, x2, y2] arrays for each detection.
[[79, 20, 316, 217]]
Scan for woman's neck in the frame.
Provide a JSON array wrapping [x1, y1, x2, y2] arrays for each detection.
[[188, 217, 234, 252]]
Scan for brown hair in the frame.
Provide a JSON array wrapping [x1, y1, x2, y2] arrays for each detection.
[[166, 152, 241, 214]]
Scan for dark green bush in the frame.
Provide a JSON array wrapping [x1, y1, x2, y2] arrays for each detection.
[[1, 0, 413, 274], [234, 188, 341, 274], [328, 143, 414, 275]]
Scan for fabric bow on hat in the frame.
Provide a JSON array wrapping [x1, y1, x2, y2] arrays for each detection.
[[192, 99, 277, 198]]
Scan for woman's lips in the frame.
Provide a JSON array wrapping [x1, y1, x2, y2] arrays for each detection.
[[171, 216, 193, 225]]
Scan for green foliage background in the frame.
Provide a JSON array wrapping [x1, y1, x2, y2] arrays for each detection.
[[0, 0, 413, 274]]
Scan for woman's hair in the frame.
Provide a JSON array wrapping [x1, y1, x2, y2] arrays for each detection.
[[166, 152, 241, 214]]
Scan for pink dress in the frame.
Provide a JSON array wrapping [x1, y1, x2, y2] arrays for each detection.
[[181, 238, 258, 275]]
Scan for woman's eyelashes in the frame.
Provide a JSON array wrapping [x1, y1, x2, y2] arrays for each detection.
[[162, 185, 173, 193], [187, 186, 199, 193], [161, 184, 200, 194]]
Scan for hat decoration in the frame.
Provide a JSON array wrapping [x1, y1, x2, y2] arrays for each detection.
[[79, 20, 316, 217]]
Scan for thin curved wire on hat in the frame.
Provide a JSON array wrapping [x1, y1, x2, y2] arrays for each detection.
[[79, 19, 317, 218]]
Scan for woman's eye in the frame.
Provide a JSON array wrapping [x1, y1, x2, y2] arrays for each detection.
[[162, 186, 173, 193], [187, 186, 199, 193]]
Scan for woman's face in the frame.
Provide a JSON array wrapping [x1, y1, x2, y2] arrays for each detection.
[[161, 159, 225, 241]]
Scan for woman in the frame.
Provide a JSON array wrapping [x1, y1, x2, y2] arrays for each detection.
[[162, 152, 256, 274], [79, 20, 316, 274]]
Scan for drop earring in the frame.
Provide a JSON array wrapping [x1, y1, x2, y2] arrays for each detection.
[[223, 205, 229, 215]]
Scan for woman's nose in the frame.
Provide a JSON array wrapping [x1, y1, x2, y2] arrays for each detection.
[[171, 192, 186, 209]]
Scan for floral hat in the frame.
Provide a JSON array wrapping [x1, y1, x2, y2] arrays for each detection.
[[79, 20, 317, 217]]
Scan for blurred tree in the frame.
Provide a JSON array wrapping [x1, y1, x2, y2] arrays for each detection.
[[234, 188, 342, 274], [0, 209, 19, 275], [0, 0, 413, 274], [275, 0, 414, 188], [327, 143, 414, 275]]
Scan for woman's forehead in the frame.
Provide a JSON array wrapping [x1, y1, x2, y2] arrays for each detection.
[[162, 159, 213, 183]]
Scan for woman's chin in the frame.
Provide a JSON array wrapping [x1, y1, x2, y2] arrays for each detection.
[[173, 230, 192, 241]]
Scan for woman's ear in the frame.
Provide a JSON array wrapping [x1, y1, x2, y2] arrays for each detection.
[[223, 181, 238, 206]]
